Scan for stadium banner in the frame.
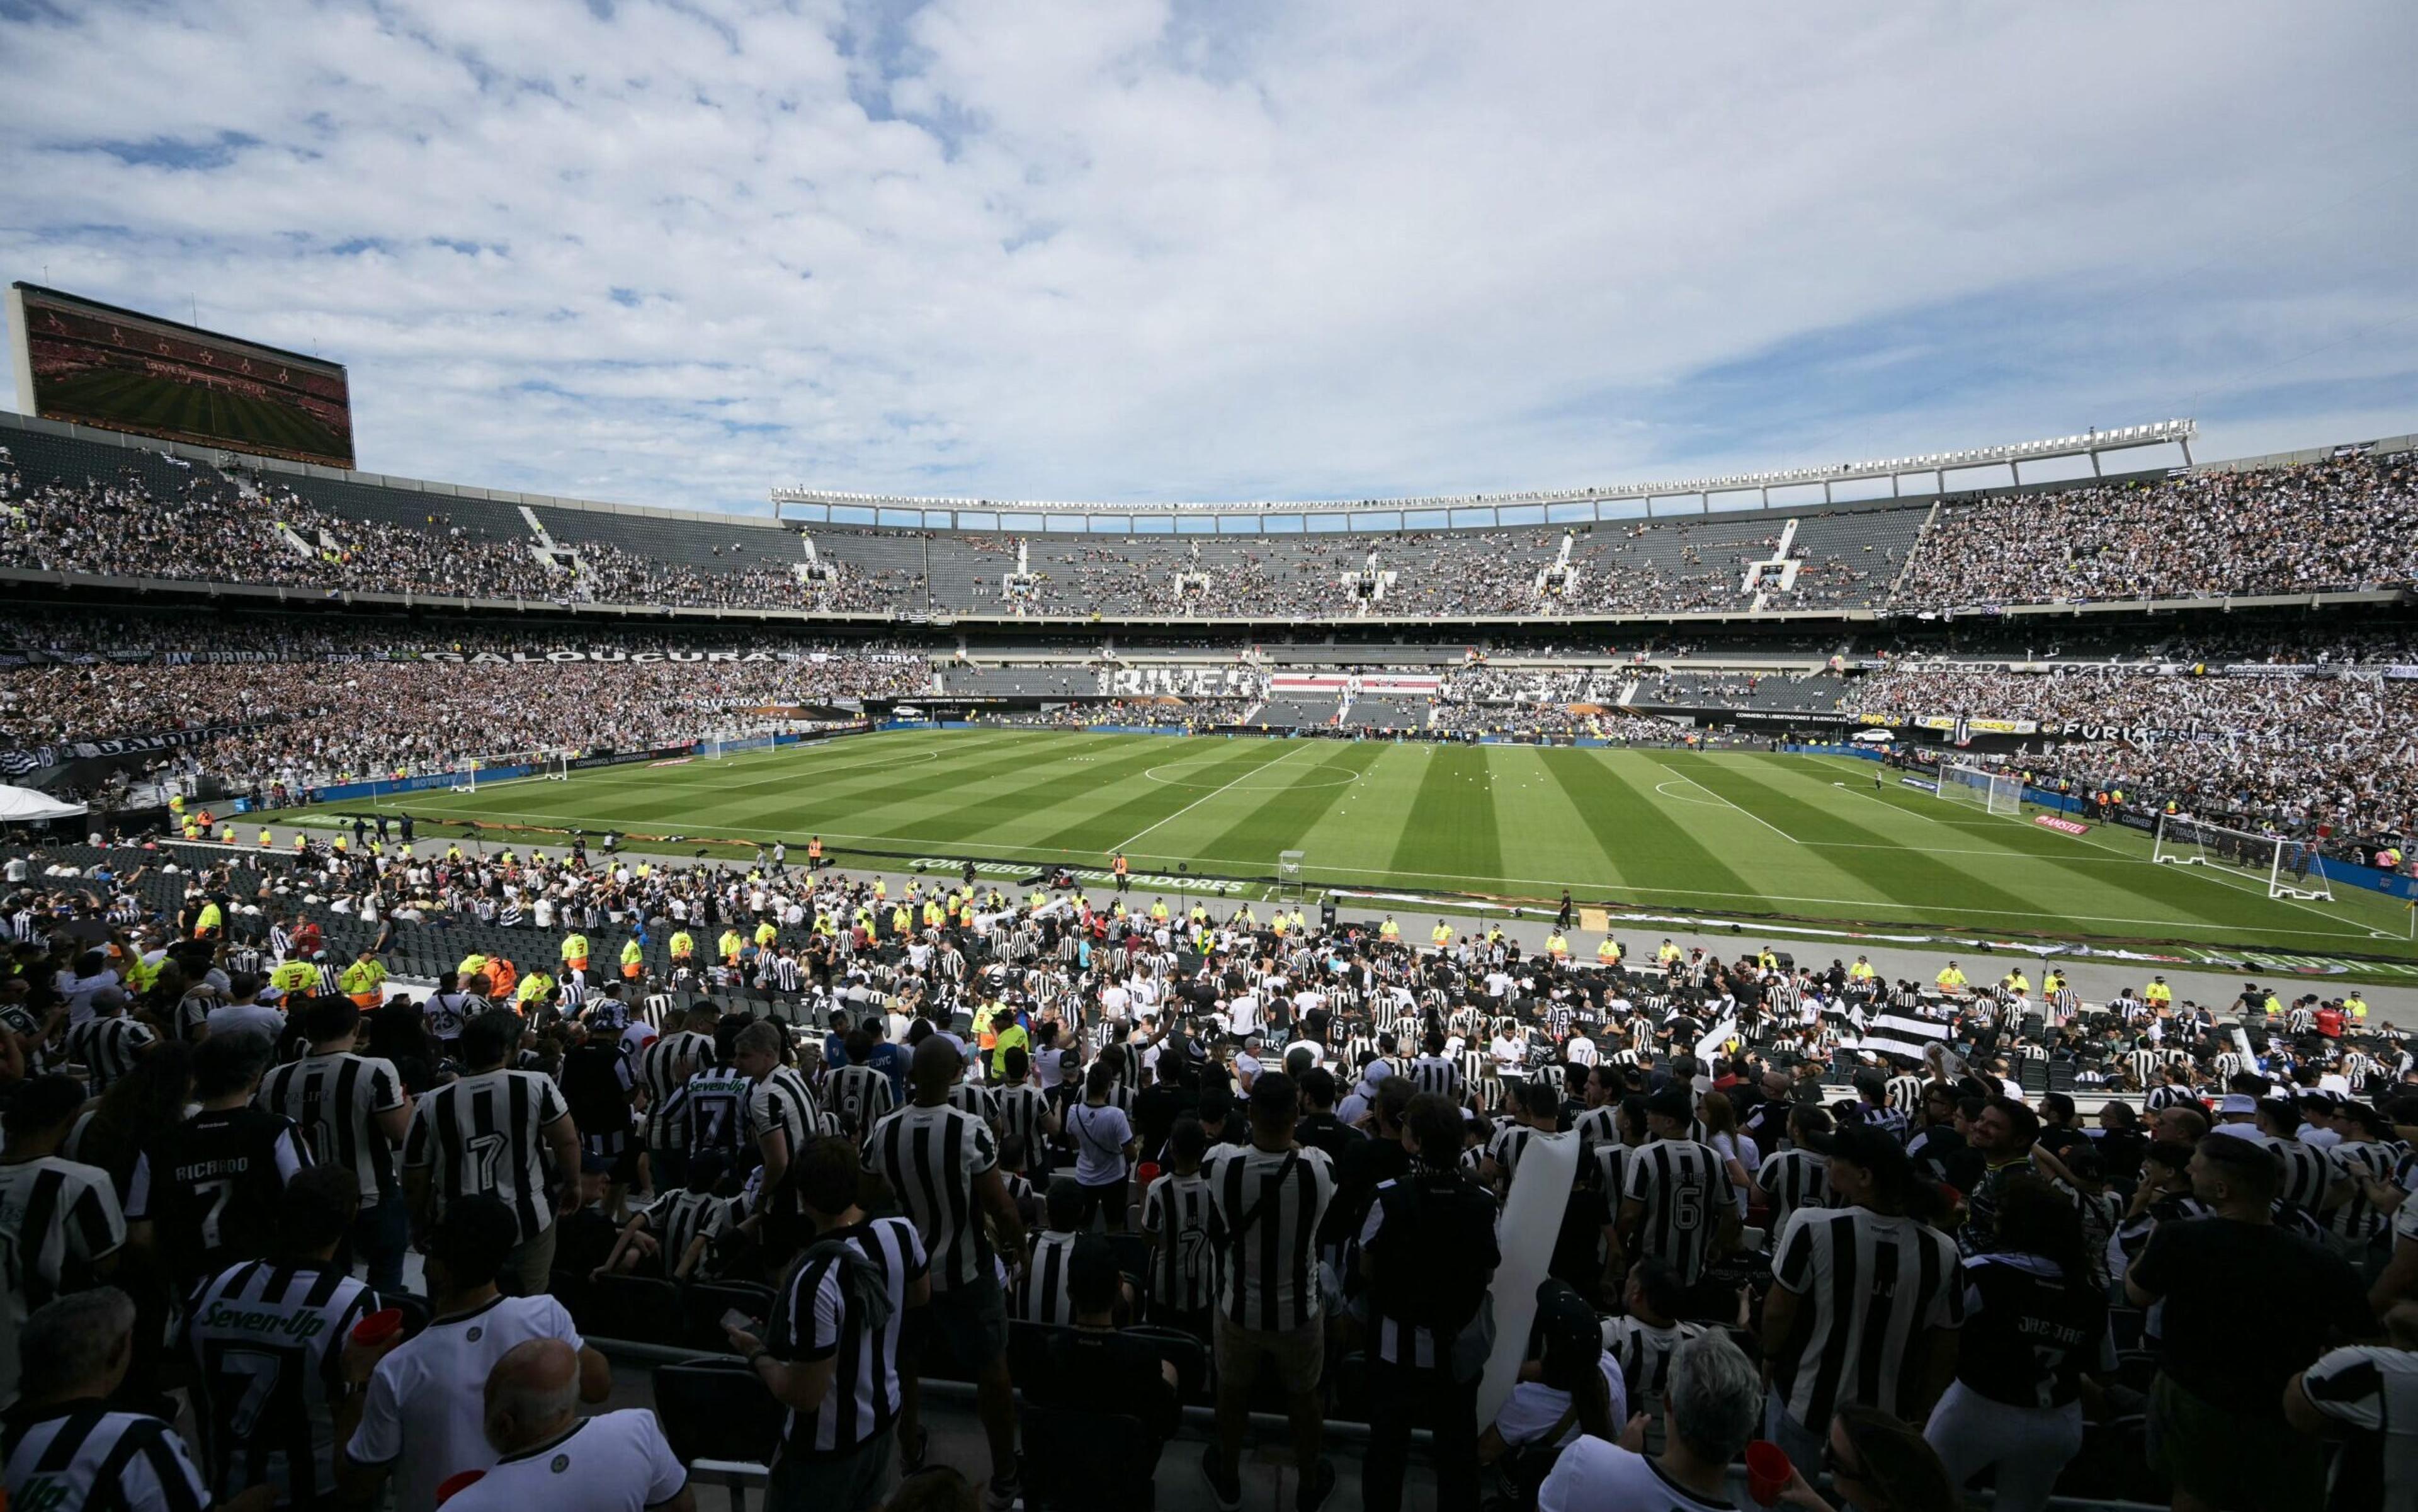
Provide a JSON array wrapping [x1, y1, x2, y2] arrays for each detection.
[[1912, 715, 2038, 735], [2033, 814, 2091, 837], [1849, 713, 1905, 727], [1097, 666, 1261, 698], [1266, 671, 1441, 695], [0, 717, 287, 777], [1900, 777, 1940, 793]]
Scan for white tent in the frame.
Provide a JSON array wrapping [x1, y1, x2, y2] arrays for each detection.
[[0, 785, 88, 823]]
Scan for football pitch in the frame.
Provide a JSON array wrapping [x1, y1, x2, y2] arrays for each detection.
[[310, 729, 2418, 961], [40, 368, 352, 465]]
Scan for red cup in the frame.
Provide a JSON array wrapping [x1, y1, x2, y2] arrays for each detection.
[[1135, 1161, 1161, 1188], [435, 1469, 485, 1504], [1745, 1440, 1793, 1506], [351, 1307, 404, 1348]]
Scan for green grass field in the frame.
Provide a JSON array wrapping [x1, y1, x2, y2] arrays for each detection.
[[304, 729, 2418, 963]]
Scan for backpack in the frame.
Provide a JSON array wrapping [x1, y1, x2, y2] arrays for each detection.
[[1366, 1168, 1499, 1338]]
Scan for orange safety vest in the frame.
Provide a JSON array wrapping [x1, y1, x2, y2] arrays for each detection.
[[485, 956, 519, 998]]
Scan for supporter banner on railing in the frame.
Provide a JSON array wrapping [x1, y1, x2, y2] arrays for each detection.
[[1914, 715, 2039, 736], [0, 717, 290, 778], [1098, 666, 1262, 698], [1268, 672, 1440, 694]]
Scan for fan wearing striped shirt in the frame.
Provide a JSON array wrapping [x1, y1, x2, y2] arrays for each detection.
[[1011, 1178, 1095, 1326], [6, 1287, 247, 1512], [1761, 1122, 1967, 1476], [728, 1137, 928, 1511], [184, 1166, 383, 1511], [0, 1074, 128, 1403], [257, 997, 413, 1292], [1601, 1257, 1706, 1413], [732, 1021, 823, 1217], [1608, 1087, 1736, 1293], [1754, 1104, 1836, 1237], [598, 1152, 732, 1282]]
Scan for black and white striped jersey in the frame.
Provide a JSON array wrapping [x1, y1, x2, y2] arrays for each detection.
[[992, 1083, 1050, 1161], [2, 1406, 210, 1512], [64, 1015, 155, 1095], [746, 1067, 823, 1159], [1202, 1144, 1336, 1331], [946, 1082, 999, 1128], [2270, 1135, 2339, 1217], [642, 1188, 730, 1275], [775, 1215, 926, 1455], [1485, 1124, 1538, 1186], [2326, 1139, 2397, 1242], [1013, 1231, 1081, 1326], [1404, 1053, 1463, 1100], [1620, 1139, 1728, 1285], [679, 1066, 758, 1169], [257, 1052, 406, 1200], [402, 1069, 571, 1244], [635, 1030, 713, 1141], [1603, 1314, 1707, 1403], [422, 990, 483, 1043], [185, 1258, 378, 1509], [1141, 1169, 1218, 1315], [863, 1104, 1002, 1292], [827, 1063, 899, 1143], [0, 1155, 126, 1322], [1768, 1206, 1966, 1429], [1756, 1145, 1832, 1235], [129, 1108, 312, 1281]]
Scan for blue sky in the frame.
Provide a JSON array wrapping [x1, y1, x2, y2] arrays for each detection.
[[3, 0, 2413, 513]]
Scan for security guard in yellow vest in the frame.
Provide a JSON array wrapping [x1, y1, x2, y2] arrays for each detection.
[[890, 906, 911, 936], [620, 937, 644, 981], [1848, 956, 1876, 984], [192, 899, 224, 940], [1380, 915, 1400, 942], [1936, 961, 1969, 990], [258, 827, 273, 849], [562, 932, 590, 972], [1657, 940, 1682, 967], [1597, 936, 1621, 966], [1290, 909, 1306, 935], [2003, 968, 2030, 997], [669, 929, 695, 964], [514, 970, 554, 1011], [2144, 977, 2172, 1009], [2346, 991, 2369, 1021], [340, 950, 387, 1008], [270, 957, 318, 999], [1150, 900, 1170, 926], [1430, 920, 1453, 948], [755, 919, 780, 951], [1545, 931, 1570, 960], [718, 929, 744, 963]]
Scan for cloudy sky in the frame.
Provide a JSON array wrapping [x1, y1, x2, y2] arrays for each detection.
[[3, 0, 2413, 513]]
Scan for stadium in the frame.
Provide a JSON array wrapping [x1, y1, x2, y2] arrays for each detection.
[[4, 7, 2417, 1512]]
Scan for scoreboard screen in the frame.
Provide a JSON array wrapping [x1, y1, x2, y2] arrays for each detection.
[[7, 282, 355, 468]]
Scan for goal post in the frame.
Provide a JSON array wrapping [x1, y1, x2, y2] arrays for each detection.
[[452, 749, 570, 793], [2152, 814, 2335, 901], [1937, 763, 2021, 817]]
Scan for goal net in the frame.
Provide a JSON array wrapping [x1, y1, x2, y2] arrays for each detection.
[[700, 726, 780, 761], [452, 750, 570, 793], [1937, 763, 2021, 817], [2152, 815, 2334, 901]]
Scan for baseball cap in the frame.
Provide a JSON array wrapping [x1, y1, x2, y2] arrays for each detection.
[[1644, 1086, 1693, 1122], [2218, 1093, 2258, 1117]]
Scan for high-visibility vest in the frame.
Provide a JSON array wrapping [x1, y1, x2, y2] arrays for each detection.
[[670, 931, 695, 958], [718, 931, 743, 961], [1546, 934, 1569, 958], [194, 903, 223, 938], [270, 960, 317, 996], [1937, 967, 1967, 988], [1431, 924, 1453, 946], [562, 933, 589, 965], [2144, 982, 2171, 1006], [1597, 939, 1620, 963], [459, 953, 488, 979], [621, 939, 644, 970], [340, 959, 386, 1006], [1380, 919, 1400, 939], [258, 829, 273, 848]]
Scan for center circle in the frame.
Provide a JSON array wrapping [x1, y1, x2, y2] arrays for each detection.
[[1142, 761, 1363, 792]]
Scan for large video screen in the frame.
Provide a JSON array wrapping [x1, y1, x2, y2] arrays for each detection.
[[7, 283, 355, 468]]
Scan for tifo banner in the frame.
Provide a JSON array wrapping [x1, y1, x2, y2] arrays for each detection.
[[0, 716, 292, 777], [1268, 672, 1440, 694], [1914, 715, 2039, 736], [2034, 814, 2091, 836], [1098, 666, 1261, 698]]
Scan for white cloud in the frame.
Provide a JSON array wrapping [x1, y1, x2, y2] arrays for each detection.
[[1, 0, 2411, 511]]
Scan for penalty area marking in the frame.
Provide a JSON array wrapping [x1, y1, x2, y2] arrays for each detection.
[[1654, 780, 1728, 808]]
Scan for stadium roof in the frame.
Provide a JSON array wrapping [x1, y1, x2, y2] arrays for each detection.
[[774, 419, 2196, 518]]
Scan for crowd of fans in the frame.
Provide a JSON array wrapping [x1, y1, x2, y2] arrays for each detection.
[[1896, 453, 2418, 607], [1845, 662, 2418, 839], [3, 827, 2415, 1509]]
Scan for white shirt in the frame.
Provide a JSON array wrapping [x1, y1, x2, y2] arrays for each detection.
[[347, 1295, 586, 1512], [438, 1410, 684, 1512], [205, 1001, 286, 1040], [1492, 1354, 1628, 1450], [1540, 1438, 1733, 1512]]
